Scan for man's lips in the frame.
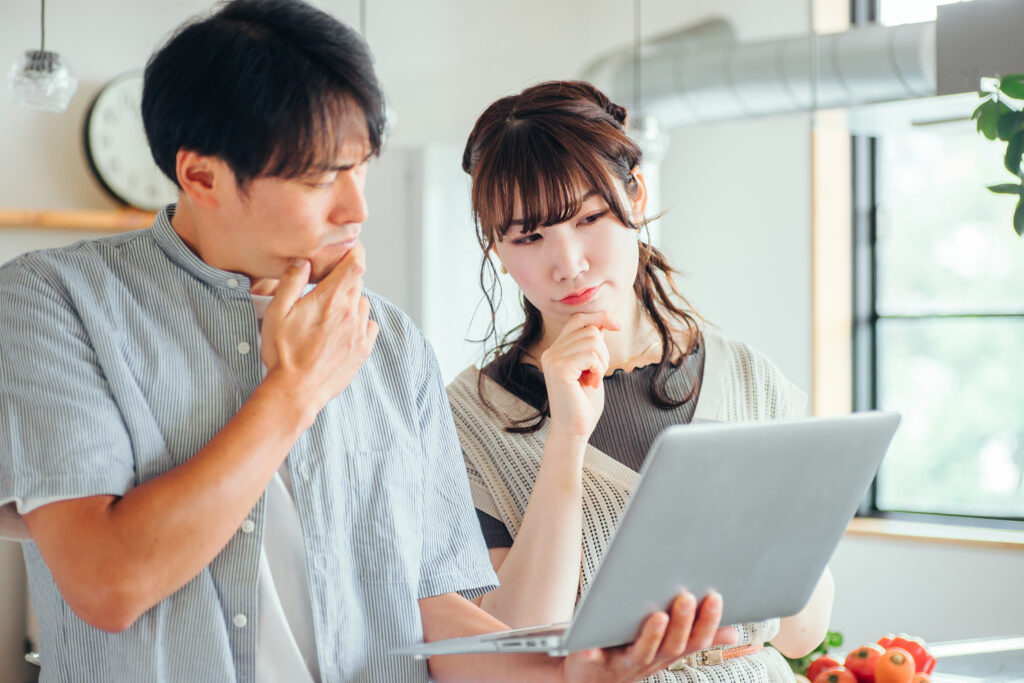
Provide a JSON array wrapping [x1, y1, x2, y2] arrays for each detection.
[[560, 285, 600, 305]]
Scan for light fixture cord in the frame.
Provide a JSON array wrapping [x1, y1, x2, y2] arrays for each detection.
[[632, 0, 642, 120], [359, 0, 366, 37], [40, 0, 46, 52]]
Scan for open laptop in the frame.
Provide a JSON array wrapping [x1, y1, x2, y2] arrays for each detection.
[[393, 411, 900, 659]]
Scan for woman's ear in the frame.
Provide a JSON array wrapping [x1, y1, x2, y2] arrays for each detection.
[[632, 169, 648, 218], [176, 149, 228, 209]]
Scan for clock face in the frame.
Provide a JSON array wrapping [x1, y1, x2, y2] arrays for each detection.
[[83, 71, 178, 212]]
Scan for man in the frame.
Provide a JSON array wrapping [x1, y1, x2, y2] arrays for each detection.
[[0, 1, 727, 681]]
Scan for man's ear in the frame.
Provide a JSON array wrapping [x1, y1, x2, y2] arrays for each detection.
[[632, 169, 648, 218], [176, 149, 228, 209]]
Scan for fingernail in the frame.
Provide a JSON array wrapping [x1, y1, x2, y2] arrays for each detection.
[[290, 258, 307, 269]]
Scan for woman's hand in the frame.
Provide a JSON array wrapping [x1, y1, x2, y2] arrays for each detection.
[[540, 312, 621, 441], [560, 592, 737, 683]]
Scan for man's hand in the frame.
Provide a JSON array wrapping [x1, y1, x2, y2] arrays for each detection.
[[561, 592, 737, 682], [260, 243, 379, 415]]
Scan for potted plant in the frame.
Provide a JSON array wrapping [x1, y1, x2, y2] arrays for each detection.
[[973, 74, 1024, 236]]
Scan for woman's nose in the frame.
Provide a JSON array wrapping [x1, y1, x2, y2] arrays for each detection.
[[548, 228, 588, 282]]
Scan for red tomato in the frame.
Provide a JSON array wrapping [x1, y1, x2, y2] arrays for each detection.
[[845, 644, 886, 683], [875, 648, 917, 683], [807, 656, 842, 682], [814, 667, 858, 683]]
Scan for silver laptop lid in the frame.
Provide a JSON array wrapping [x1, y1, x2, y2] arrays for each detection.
[[562, 412, 900, 653]]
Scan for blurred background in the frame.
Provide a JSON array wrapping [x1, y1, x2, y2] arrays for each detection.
[[1, 0, 1022, 680]]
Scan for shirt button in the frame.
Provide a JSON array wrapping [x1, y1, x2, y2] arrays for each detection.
[[237, 341, 251, 355], [233, 613, 248, 628], [226, 277, 239, 289], [315, 554, 328, 572], [240, 519, 255, 534]]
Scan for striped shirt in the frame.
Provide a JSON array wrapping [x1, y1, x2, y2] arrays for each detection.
[[0, 206, 498, 682]]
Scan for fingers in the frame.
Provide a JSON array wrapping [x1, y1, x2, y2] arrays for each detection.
[[354, 297, 380, 359], [624, 610, 669, 669], [265, 258, 311, 319], [310, 242, 366, 309], [560, 311, 621, 336], [656, 592, 697, 659], [688, 591, 725, 653], [544, 325, 611, 382]]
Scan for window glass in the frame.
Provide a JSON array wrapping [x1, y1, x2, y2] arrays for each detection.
[[870, 0, 1024, 520], [876, 127, 1024, 315], [875, 318, 1024, 517]]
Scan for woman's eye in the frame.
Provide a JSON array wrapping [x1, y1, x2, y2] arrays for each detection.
[[512, 233, 540, 245], [579, 210, 608, 225]]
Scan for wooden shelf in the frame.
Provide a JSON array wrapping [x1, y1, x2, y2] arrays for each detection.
[[0, 209, 156, 233], [846, 517, 1024, 551]]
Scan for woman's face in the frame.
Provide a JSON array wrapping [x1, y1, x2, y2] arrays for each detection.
[[493, 178, 646, 331]]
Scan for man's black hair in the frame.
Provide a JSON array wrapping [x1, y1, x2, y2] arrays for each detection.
[[142, 0, 386, 187]]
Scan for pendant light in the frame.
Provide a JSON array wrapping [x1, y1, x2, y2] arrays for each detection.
[[7, 0, 78, 113]]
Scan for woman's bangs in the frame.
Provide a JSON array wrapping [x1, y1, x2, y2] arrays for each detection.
[[478, 128, 610, 242]]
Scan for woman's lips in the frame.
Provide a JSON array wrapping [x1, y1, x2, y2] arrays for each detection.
[[560, 285, 600, 306]]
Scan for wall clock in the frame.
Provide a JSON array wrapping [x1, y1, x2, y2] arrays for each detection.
[[82, 71, 178, 212]]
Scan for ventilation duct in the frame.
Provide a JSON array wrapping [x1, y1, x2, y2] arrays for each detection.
[[584, 19, 937, 128]]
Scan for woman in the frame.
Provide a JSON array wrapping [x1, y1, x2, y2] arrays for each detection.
[[447, 81, 834, 682]]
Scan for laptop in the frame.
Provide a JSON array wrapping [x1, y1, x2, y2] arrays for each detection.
[[393, 411, 901, 659]]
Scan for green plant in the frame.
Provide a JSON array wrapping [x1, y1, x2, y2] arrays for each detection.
[[973, 74, 1024, 236]]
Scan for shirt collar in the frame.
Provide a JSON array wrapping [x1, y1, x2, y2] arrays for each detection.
[[150, 204, 252, 292]]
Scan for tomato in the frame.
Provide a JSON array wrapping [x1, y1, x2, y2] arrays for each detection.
[[845, 644, 886, 683], [876, 634, 935, 674], [875, 647, 917, 683], [814, 667, 858, 683], [807, 656, 843, 682]]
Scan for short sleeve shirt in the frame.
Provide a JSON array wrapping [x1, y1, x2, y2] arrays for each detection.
[[0, 206, 497, 682]]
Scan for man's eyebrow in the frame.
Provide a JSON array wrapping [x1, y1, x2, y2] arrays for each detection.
[[508, 190, 599, 226], [314, 150, 374, 174]]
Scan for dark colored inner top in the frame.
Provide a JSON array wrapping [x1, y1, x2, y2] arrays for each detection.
[[476, 341, 706, 548]]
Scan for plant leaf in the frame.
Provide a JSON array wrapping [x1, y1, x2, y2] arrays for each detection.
[[987, 183, 1024, 194], [1004, 132, 1024, 175], [980, 100, 1001, 140], [1015, 198, 1024, 237], [997, 111, 1024, 141], [1000, 74, 1024, 100]]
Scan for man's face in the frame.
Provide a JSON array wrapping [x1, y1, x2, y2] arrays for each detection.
[[214, 123, 372, 284]]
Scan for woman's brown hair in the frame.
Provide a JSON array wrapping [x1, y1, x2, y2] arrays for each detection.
[[462, 80, 703, 433]]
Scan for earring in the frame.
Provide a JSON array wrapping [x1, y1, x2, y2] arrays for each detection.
[[500, 263, 508, 274]]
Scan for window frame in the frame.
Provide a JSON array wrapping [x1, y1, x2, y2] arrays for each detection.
[[850, 0, 1024, 529]]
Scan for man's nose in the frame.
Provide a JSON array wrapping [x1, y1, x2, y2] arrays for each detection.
[[330, 171, 368, 226]]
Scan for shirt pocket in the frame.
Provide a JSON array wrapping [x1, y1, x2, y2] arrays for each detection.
[[346, 443, 424, 584]]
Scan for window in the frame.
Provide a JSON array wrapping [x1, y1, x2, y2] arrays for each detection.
[[854, 0, 1024, 523]]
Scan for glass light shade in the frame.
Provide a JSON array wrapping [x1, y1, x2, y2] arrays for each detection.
[[8, 49, 78, 113]]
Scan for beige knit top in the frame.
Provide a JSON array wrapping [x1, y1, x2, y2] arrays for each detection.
[[446, 328, 807, 683]]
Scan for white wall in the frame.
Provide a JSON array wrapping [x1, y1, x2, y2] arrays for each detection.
[[1, 1, 1020, 680]]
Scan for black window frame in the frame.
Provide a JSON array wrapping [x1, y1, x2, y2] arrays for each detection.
[[850, 0, 1024, 530]]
